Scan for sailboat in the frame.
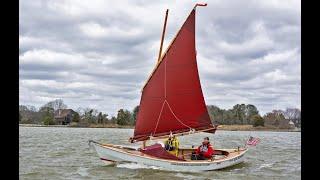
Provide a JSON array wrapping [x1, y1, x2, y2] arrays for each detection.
[[89, 3, 248, 171]]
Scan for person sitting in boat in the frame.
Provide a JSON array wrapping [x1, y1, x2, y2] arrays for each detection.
[[164, 134, 179, 156], [191, 137, 214, 160]]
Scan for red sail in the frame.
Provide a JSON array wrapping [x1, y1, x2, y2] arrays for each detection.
[[132, 9, 215, 142]]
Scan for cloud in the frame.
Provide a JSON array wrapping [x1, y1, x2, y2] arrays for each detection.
[[19, 0, 301, 115]]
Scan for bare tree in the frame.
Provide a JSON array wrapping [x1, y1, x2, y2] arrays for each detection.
[[284, 108, 301, 127], [42, 99, 67, 111], [82, 108, 99, 124], [54, 99, 67, 110], [102, 113, 108, 124], [76, 107, 85, 116], [19, 105, 42, 124]]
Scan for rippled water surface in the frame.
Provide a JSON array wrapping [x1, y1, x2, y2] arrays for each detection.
[[19, 127, 301, 179]]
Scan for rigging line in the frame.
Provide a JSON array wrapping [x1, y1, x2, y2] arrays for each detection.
[[165, 55, 167, 99], [166, 100, 193, 129], [153, 100, 166, 135], [153, 51, 192, 135]]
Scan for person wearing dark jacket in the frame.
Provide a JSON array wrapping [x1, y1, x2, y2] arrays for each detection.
[[191, 137, 214, 160]]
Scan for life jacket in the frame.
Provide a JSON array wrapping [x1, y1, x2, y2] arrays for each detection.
[[164, 137, 179, 156], [196, 142, 214, 158]]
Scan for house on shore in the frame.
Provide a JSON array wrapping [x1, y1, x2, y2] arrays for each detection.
[[54, 109, 76, 125], [288, 120, 296, 129]]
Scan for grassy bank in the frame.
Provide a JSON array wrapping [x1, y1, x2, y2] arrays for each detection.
[[84, 123, 134, 129], [19, 124, 69, 127], [67, 122, 134, 129], [19, 123, 134, 129], [217, 125, 300, 132]]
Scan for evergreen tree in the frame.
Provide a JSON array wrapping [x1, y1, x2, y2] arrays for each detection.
[[97, 112, 103, 124], [116, 109, 132, 125], [132, 106, 140, 125], [73, 112, 80, 122], [41, 107, 55, 125], [252, 115, 264, 127]]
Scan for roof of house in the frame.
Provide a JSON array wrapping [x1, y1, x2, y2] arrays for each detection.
[[54, 109, 75, 118]]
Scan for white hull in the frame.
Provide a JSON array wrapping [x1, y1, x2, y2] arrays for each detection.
[[89, 141, 247, 172]]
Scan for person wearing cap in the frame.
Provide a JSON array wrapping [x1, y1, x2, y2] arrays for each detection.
[[164, 134, 179, 156], [192, 137, 214, 160]]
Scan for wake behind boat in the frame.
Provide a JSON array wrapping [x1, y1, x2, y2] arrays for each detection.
[[90, 3, 249, 171]]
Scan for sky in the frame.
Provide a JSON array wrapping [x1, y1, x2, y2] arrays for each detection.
[[19, 0, 301, 116]]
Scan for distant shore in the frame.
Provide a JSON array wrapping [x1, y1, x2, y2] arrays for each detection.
[[19, 123, 300, 132], [216, 125, 300, 132], [19, 123, 134, 129]]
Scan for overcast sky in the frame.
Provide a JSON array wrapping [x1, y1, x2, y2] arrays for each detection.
[[19, 0, 301, 116]]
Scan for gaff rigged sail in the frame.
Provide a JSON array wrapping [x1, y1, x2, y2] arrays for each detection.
[[131, 7, 215, 142]]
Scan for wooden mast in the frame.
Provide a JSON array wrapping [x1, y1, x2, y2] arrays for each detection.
[[157, 9, 169, 62], [141, 8, 192, 91], [142, 4, 208, 91], [141, 9, 168, 148]]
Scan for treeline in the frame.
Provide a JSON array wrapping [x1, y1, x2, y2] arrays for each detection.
[[19, 99, 67, 125], [19, 99, 139, 126], [207, 104, 301, 128], [70, 107, 139, 126], [19, 99, 301, 129]]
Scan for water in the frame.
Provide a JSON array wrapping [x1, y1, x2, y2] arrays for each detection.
[[19, 127, 301, 179]]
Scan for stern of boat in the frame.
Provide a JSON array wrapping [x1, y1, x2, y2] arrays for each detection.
[[215, 147, 248, 169]]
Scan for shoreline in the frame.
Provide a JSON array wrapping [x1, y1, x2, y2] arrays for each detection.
[[216, 125, 300, 132], [19, 123, 134, 129], [19, 124, 300, 132]]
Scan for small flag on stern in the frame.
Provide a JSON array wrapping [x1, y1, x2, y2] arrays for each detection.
[[246, 136, 260, 146]]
